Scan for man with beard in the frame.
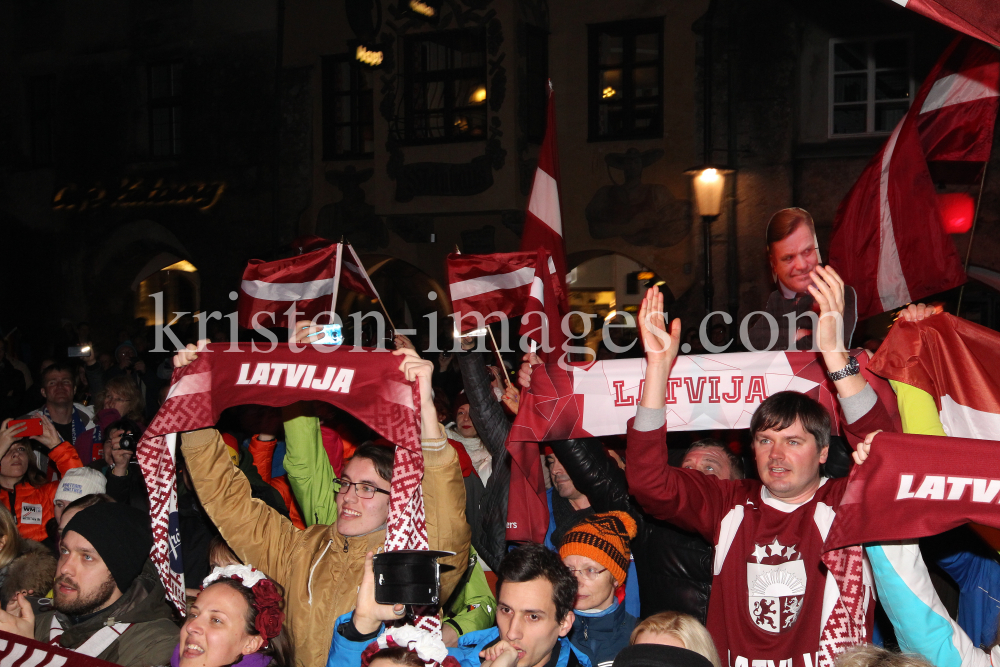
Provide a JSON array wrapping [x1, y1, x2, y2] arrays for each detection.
[[0, 502, 177, 667]]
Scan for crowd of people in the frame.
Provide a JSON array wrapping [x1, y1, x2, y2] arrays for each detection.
[[0, 207, 993, 667]]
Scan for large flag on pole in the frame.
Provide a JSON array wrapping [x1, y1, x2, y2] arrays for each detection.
[[890, 0, 1000, 47], [828, 37, 1000, 319], [519, 84, 569, 355]]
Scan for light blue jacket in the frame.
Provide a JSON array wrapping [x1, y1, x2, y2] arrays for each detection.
[[867, 542, 999, 667]]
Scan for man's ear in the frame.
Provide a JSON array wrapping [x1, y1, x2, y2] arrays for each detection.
[[558, 610, 575, 637], [243, 635, 265, 655], [818, 445, 829, 465]]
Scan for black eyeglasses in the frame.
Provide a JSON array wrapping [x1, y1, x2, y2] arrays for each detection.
[[334, 478, 391, 499]]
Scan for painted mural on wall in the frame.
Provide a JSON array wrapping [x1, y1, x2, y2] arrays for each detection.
[[585, 148, 691, 247], [316, 166, 389, 250], [376, 0, 507, 202]]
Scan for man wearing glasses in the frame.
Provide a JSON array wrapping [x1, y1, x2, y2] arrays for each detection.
[[745, 208, 857, 352]]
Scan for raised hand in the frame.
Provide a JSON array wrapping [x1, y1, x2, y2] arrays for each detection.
[[637, 286, 680, 368], [32, 414, 63, 451], [517, 351, 541, 390], [173, 340, 210, 368], [897, 302, 943, 323], [806, 265, 847, 355], [353, 551, 406, 635], [853, 430, 880, 466], [501, 384, 520, 414]]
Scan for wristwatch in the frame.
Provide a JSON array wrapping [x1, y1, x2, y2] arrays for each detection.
[[827, 355, 860, 382]]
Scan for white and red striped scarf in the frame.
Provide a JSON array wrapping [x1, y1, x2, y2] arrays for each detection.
[[136, 344, 428, 622]]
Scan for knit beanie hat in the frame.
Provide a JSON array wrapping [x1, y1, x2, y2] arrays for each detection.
[[63, 503, 152, 593], [559, 511, 638, 585], [612, 644, 714, 667], [54, 468, 107, 503]]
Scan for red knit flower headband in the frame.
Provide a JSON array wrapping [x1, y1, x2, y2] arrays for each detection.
[[202, 565, 286, 641]]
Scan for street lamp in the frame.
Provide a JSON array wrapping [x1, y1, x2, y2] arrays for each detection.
[[685, 166, 733, 311]]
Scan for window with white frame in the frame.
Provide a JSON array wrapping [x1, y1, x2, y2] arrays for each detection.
[[829, 37, 913, 136]]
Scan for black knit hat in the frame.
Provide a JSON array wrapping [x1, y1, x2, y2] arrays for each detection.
[[63, 503, 153, 592], [613, 645, 715, 667]]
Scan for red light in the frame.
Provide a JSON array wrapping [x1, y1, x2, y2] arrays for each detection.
[[938, 192, 975, 234]]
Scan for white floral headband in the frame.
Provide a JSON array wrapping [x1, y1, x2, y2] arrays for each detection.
[[202, 564, 267, 589]]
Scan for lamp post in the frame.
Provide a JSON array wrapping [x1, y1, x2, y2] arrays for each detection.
[[685, 166, 732, 312]]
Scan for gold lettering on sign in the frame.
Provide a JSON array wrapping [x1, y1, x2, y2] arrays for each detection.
[[355, 45, 384, 67], [52, 179, 227, 213], [410, 0, 435, 16]]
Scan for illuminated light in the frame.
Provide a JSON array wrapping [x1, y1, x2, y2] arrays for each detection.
[[454, 117, 469, 132], [410, 0, 435, 16], [355, 45, 384, 67], [602, 86, 616, 99], [637, 271, 654, 280], [938, 192, 975, 234], [163, 260, 198, 273], [469, 86, 487, 104], [654, 280, 665, 287], [697, 168, 720, 184], [604, 310, 618, 322]]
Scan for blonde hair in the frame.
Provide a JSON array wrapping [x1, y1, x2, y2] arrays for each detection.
[[0, 504, 21, 570], [98, 375, 145, 422], [630, 612, 721, 667], [836, 646, 934, 667]]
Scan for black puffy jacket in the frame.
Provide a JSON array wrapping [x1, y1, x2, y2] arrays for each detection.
[[456, 350, 511, 572], [549, 438, 713, 623]]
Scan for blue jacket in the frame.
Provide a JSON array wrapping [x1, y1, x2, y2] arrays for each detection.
[[544, 489, 641, 618], [866, 543, 999, 667], [568, 600, 636, 667], [327, 613, 592, 667]]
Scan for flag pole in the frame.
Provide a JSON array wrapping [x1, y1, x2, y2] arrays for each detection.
[[487, 326, 513, 391], [330, 240, 344, 323], [956, 162, 989, 316], [347, 241, 398, 332]]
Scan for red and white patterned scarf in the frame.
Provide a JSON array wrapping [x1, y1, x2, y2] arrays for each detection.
[[137, 344, 427, 618]]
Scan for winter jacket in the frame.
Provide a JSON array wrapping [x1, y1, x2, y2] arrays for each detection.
[[33, 560, 178, 667], [1, 442, 83, 542], [283, 413, 336, 528], [457, 351, 511, 572], [104, 462, 150, 512], [182, 426, 470, 667], [327, 613, 592, 667], [280, 414, 492, 638], [867, 541, 998, 667], [549, 438, 712, 622], [443, 546, 497, 638], [249, 435, 306, 529], [569, 600, 636, 667]]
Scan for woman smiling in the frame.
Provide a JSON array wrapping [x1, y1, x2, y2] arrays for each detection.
[[177, 564, 293, 667]]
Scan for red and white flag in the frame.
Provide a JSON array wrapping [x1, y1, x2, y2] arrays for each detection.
[[520, 85, 569, 339], [447, 251, 545, 332], [829, 37, 1000, 319], [891, 0, 1000, 47], [238, 242, 380, 329], [343, 243, 380, 300], [867, 312, 1000, 438]]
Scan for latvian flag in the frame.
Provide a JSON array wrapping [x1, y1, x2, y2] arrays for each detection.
[[447, 249, 561, 342], [829, 37, 999, 319], [238, 242, 380, 329]]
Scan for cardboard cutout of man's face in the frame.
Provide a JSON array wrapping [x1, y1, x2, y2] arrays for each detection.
[[768, 224, 821, 295]]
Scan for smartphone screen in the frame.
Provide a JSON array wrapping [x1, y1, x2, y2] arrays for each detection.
[[67, 344, 92, 358]]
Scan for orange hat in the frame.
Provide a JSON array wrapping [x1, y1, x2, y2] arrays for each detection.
[[559, 511, 638, 585]]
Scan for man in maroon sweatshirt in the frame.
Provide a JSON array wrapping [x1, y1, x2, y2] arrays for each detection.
[[625, 267, 881, 667]]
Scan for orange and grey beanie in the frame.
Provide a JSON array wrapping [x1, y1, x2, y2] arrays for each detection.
[[559, 511, 638, 584]]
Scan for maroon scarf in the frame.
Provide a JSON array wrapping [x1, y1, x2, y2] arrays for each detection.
[[137, 344, 423, 613]]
